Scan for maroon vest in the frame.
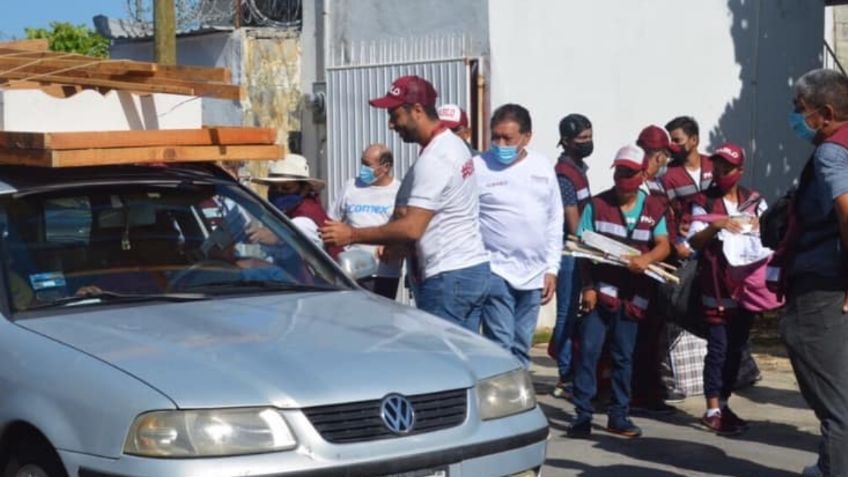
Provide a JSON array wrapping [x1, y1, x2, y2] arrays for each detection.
[[590, 189, 666, 320], [646, 179, 679, 248], [697, 186, 760, 323], [661, 154, 713, 225], [555, 156, 591, 212], [290, 195, 342, 258], [768, 123, 848, 293]]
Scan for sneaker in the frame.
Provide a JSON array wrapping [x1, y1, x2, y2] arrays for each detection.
[[802, 463, 823, 477], [552, 381, 573, 400], [722, 407, 749, 429], [566, 416, 592, 438], [631, 401, 677, 416], [606, 416, 643, 438], [701, 411, 742, 436]]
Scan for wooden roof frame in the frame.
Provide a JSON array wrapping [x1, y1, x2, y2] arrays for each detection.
[[0, 40, 241, 100]]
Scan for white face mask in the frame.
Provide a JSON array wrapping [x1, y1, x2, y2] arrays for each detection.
[[656, 163, 669, 178]]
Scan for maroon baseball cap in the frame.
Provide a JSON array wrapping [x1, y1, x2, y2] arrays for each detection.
[[637, 125, 681, 154], [711, 143, 745, 166], [369, 75, 438, 109], [611, 144, 645, 171], [437, 104, 469, 129]]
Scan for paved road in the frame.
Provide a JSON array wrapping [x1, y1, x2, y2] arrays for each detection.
[[530, 347, 818, 477]]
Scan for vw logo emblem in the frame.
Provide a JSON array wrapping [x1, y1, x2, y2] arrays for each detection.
[[380, 394, 415, 434]]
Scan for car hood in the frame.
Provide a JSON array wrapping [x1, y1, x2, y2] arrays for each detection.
[[17, 291, 519, 409]]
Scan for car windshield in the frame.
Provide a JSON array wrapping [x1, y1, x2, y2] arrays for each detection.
[[0, 180, 350, 313]]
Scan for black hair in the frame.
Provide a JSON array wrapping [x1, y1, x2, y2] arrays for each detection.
[[402, 104, 440, 121], [491, 103, 532, 134], [558, 113, 592, 141], [378, 149, 394, 167], [665, 116, 699, 138]]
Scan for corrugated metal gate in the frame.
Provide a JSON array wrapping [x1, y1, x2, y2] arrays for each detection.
[[326, 59, 473, 205], [325, 35, 479, 206]]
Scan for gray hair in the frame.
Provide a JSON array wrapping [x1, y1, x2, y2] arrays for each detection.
[[795, 69, 848, 119]]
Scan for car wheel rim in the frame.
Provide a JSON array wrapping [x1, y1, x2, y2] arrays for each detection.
[[15, 464, 50, 477]]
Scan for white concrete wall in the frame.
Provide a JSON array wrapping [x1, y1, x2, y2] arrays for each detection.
[[488, 0, 823, 200], [0, 90, 202, 132], [487, 0, 823, 330], [110, 31, 244, 127]]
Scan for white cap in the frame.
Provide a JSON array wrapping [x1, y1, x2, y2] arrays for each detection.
[[253, 154, 325, 189]]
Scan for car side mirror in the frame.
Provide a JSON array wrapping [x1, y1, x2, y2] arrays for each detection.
[[337, 249, 378, 280]]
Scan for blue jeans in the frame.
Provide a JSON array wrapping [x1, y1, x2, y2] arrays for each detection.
[[551, 255, 581, 380], [481, 272, 542, 367], [573, 306, 639, 421], [417, 262, 490, 332], [704, 310, 754, 400]]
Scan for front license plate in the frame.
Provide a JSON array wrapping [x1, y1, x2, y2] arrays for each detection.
[[386, 469, 447, 477]]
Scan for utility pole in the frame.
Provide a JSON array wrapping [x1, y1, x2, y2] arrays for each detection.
[[154, 0, 176, 65]]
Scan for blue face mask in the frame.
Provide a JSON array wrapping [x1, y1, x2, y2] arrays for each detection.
[[268, 191, 304, 213], [490, 144, 519, 164], [789, 111, 817, 143], [358, 165, 378, 185]]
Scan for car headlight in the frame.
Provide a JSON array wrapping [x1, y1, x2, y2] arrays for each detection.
[[476, 368, 537, 420], [124, 408, 297, 457]]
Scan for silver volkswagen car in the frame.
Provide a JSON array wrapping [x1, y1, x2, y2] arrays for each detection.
[[0, 163, 548, 477]]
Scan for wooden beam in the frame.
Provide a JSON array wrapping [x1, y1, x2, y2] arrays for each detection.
[[143, 64, 231, 82], [0, 128, 277, 150], [52, 144, 283, 167], [0, 39, 49, 51], [0, 148, 52, 167], [105, 74, 242, 100], [0, 58, 158, 77], [0, 70, 196, 96]]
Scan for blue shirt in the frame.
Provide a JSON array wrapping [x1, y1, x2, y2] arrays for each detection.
[[577, 190, 668, 237], [791, 142, 848, 278]]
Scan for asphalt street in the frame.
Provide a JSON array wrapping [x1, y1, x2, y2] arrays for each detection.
[[530, 346, 818, 477]]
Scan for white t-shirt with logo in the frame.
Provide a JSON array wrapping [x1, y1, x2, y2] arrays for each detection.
[[330, 177, 402, 278], [396, 130, 489, 280], [474, 149, 564, 290]]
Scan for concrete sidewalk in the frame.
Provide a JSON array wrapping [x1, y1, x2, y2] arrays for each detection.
[[530, 346, 819, 477]]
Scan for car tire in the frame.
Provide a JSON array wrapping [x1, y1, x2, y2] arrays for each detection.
[[2, 434, 67, 477]]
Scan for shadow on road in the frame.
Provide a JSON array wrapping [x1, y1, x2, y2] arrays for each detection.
[[547, 459, 692, 477], [588, 435, 801, 477], [735, 384, 809, 410]]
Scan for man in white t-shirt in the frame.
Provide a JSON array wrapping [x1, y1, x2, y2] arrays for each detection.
[[321, 75, 490, 331], [330, 143, 402, 299], [475, 104, 563, 366]]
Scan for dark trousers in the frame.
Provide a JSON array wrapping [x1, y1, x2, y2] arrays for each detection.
[[573, 306, 639, 420], [551, 255, 581, 380], [358, 276, 400, 300], [782, 277, 848, 477], [631, 307, 666, 405], [703, 310, 754, 400]]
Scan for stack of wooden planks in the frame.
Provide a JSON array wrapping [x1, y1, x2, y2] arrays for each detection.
[[0, 127, 282, 167], [0, 39, 241, 100]]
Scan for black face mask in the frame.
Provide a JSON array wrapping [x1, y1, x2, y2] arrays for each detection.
[[672, 146, 688, 162], [570, 141, 594, 159]]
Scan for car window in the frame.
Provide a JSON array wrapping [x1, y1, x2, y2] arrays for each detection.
[[0, 181, 349, 313]]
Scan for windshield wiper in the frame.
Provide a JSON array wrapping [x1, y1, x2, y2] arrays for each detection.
[[179, 280, 337, 294], [25, 291, 209, 311]]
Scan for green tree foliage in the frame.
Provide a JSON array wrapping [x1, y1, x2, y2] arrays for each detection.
[[25, 22, 110, 58]]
